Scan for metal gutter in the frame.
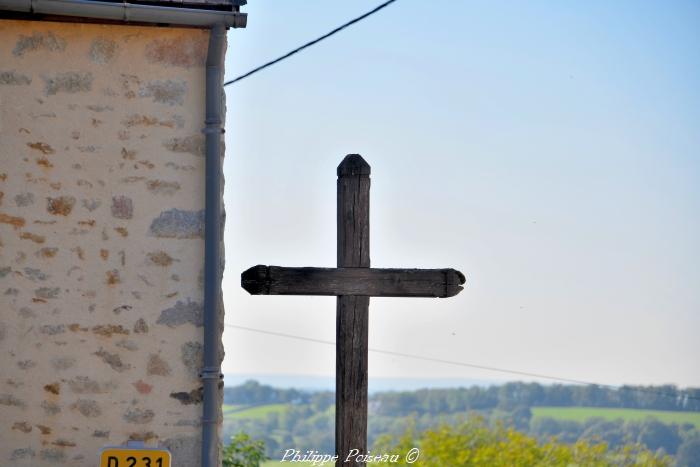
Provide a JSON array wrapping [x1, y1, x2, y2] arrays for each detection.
[[201, 22, 226, 467], [0, 0, 246, 27]]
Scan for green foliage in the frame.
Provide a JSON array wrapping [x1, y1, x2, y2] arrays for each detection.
[[222, 432, 268, 467], [370, 383, 700, 416], [373, 416, 671, 466]]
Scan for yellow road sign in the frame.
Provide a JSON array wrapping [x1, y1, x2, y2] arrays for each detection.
[[99, 447, 171, 467]]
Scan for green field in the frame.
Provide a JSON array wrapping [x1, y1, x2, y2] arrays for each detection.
[[532, 406, 700, 428], [222, 404, 245, 414], [223, 403, 289, 420], [225, 403, 700, 428]]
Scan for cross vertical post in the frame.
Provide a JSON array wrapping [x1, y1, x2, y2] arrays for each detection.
[[336, 155, 371, 465]]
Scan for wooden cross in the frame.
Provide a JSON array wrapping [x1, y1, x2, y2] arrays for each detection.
[[241, 154, 465, 466]]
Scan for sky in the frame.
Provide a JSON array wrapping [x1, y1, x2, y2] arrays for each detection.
[[220, 0, 700, 388]]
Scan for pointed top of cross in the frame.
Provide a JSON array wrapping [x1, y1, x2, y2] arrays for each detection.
[[338, 154, 371, 177]]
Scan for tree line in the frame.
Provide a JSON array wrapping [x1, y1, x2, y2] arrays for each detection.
[[224, 380, 700, 414]]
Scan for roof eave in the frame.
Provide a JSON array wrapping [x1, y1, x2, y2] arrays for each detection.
[[0, 0, 247, 28]]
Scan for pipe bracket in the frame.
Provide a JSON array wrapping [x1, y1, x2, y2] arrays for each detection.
[[199, 367, 223, 380]]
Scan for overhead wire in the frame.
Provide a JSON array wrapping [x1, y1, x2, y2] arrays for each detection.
[[223, 0, 397, 86]]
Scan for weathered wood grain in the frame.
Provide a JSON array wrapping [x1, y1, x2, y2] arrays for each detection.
[[337, 154, 370, 269], [336, 154, 370, 466], [241, 266, 465, 298]]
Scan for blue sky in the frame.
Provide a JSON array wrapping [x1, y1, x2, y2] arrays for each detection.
[[221, 1, 699, 387]]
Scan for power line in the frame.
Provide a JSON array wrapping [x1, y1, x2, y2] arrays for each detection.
[[223, 0, 397, 87], [224, 323, 700, 403]]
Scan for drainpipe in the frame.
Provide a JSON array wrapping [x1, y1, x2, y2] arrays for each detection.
[[201, 22, 226, 467]]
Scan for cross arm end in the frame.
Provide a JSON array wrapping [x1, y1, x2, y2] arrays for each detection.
[[241, 265, 270, 295], [442, 268, 466, 298]]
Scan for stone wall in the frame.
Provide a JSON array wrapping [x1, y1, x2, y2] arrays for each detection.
[[0, 19, 223, 466]]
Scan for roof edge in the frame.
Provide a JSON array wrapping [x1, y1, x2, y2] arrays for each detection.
[[0, 0, 247, 28]]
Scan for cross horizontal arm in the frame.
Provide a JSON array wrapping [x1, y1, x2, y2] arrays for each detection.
[[241, 265, 465, 298]]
